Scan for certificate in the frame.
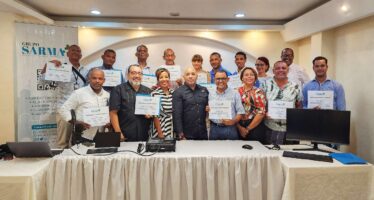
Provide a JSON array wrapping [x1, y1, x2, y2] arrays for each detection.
[[308, 91, 334, 109], [141, 74, 157, 88], [228, 74, 242, 89], [83, 106, 109, 127], [209, 100, 232, 119], [197, 73, 208, 84], [45, 62, 72, 82], [268, 101, 294, 120], [135, 95, 161, 115], [199, 83, 216, 94], [103, 70, 122, 87], [159, 65, 181, 81]]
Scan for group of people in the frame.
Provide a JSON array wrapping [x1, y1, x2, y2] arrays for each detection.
[[41, 44, 346, 149]]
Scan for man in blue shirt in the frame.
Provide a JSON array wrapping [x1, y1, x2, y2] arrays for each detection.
[[209, 52, 232, 83], [302, 56, 346, 111]]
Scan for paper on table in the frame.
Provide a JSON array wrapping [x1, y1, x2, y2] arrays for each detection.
[[45, 62, 72, 82], [308, 91, 334, 109], [209, 100, 232, 119]]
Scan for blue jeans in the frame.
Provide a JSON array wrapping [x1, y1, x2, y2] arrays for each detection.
[[210, 124, 239, 140]]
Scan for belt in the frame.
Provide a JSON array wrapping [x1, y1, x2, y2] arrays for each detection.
[[210, 121, 226, 127]]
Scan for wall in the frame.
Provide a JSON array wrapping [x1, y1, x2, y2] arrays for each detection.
[[333, 15, 374, 162]]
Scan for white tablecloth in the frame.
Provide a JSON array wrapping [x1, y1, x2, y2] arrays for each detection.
[[0, 158, 50, 200], [47, 141, 284, 200]]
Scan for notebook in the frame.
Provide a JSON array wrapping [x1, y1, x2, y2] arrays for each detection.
[[329, 153, 368, 164]]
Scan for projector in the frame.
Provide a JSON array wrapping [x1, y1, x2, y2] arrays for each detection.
[[145, 138, 176, 152]]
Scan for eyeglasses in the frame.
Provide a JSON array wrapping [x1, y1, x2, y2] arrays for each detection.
[[129, 71, 143, 76], [215, 78, 228, 82], [255, 63, 265, 67]]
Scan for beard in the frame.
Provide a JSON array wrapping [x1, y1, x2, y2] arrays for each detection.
[[129, 80, 141, 86]]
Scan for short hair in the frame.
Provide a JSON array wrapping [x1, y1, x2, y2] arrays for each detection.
[[215, 70, 228, 77], [312, 56, 328, 65], [273, 60, 288, 68], [210, 52, 221, 58], [136, 44, 148, 52], [155, 68, 170, 81], [103, 49, 116, 55], [163, 48, 175, 56], [257, 56, 270, 72], [127, 64, 141, 73], [235, 51, 247, 60], [281, 48, 294, 56], [88, 67, 104, 79], [240, 67, 258, 81], [192, 54, 203, 62]]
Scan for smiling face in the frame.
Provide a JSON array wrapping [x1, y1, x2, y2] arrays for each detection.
[[273, 61, 289, 80], [255, 59, 268, 75], [89, 69, 105, 92], [127, 65, 143, 86], [313, 59, 328, 78], [158, 71, 170, 89], [241, 68, 256, 86], [67, 45, 82, 63], [192, 60, 203, 71], [210, 54, 222, 70], [214, 71, 229, 91], [235, 54, 246, 71], [281, 48, 294, 66]]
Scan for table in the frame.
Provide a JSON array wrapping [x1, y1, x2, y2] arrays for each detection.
[[0, 158, 50, 200]]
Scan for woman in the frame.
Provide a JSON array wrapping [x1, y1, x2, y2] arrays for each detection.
[[192, 54, 211, 84], [151, 68, 174, 139], [255, 57, 271, 84], [237, 67, 267, 143]]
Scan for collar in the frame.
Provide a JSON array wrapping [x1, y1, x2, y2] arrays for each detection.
[[312, 77, 332, 84], [88, 85, 104, 96], [101, 64, 113, 70]]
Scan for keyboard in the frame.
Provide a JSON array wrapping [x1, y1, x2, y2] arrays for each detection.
[[86, 147, 118, 154], [283, 151, 333, 163]]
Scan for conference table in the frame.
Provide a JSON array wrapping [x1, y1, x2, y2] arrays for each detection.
[[0, 141, 373, 200]]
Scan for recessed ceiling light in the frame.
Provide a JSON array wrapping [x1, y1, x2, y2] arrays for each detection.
[[91, 10, 101, 15], [169, 12, 180, 17], [341, 4, 349, 12], [235, 13, 245, 18], [138, 27, 143, 30]]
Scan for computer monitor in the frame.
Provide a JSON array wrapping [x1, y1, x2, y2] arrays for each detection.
[[286, 109, 350, 152]]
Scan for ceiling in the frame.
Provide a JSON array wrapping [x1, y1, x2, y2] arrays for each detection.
[[17, 0, 329, 24]]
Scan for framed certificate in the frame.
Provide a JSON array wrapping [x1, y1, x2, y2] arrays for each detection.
[[228, 74, 242, 89], [209, 100, 232, 119], [103, 70, 122, 87], [307, 91, 334, 109], [141, 74, 157, 88], [268, 101, 294, 120], [135, 95, 161, 116], [45, 62, 72, 82], [83, 106, 110, 127]]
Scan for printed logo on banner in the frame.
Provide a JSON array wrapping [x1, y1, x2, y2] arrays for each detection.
[[21, 42, 69, 57]]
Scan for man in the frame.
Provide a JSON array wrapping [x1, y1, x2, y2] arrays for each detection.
[[159, 48, 183, 89], [97, 49, 123, 92], [303, 56, 346, 110], [261, 61, 302, 145], [58, 68, 109, 143], [209, 71, 245, 140], [135, 44, 152, 75], [209, 52, 232, 83], [41, 44, 88, 148], [109, 64, 152, 141], [281, 48, 310, 87], [173, 67, 209, 140], [232, 51, 260, 87]]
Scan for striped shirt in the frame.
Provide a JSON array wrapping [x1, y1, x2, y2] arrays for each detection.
[[151, 87, 174, 138]]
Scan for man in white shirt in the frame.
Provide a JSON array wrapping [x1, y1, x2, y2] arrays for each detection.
[[58, 68, 109, 147], [41, 44, 88, 148], [281, 48, 310, 87]]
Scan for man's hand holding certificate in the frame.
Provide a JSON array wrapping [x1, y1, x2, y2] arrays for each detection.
[[209, 100, 232, 119], [308, 91, 334, 109], [135, 95, 161, 116], [83, 106, 110, 127], [268, 101, 294, 120], [45, 62, 72, 82], [103, 70, 122, 87]]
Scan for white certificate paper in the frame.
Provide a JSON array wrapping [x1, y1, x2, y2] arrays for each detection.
[[199, 83, 216, 94], [197, 73, 208, 84], [83, 106, 109, 127], [308, 91, 334, 109], [103, 70, 122, 87], [159, 65, 181, 81], [228, 74, 242, 89], [45, 62, 72, 82], [209, 100, 232, 119], [268, 101, 294, 120], [135, 95, 161, 115], [141, 74, 157, 88]]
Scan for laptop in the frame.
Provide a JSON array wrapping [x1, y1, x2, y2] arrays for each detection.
[[93, 132, 121, 148], [7, 142, 54, 157]]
